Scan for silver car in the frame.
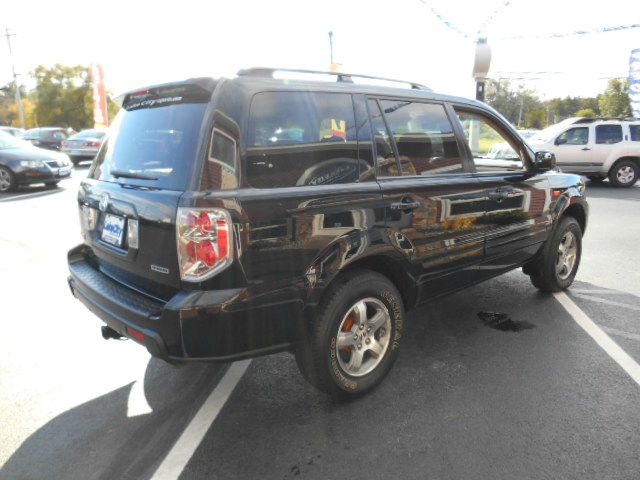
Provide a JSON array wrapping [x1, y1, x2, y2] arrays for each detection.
[[61, 128, 106, 165]]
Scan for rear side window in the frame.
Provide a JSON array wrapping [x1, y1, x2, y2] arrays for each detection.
[[246, 92, 360, 188], [378, 100, 463, 175], [596, 124, 623, 144], [628, 124, 640, 141]]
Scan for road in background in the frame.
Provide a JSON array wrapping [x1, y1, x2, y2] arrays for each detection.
[[1, 175, 639, 479]]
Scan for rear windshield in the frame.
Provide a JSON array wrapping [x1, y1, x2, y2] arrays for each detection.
[[89, 102, 208, 190]]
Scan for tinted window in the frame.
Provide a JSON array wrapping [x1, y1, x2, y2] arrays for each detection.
[[596, 124, 623, 144], [89, 103, 208, 190], [379, 100, 462, 175], [200, 128, 238, 190], [630, 125, 640, 141], [557, 127, 588, 145], [368, 99, 399, 177], [246, 92, 359, 188], [455, 109, 524, 172]]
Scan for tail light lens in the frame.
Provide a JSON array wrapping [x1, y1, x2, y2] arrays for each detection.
[[176, 208, 233, 282], [85, 140, 101, 147]]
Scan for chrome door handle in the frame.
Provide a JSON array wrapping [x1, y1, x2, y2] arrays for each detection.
[[581, 147, 591, 151], [390, 201, 420, 210]]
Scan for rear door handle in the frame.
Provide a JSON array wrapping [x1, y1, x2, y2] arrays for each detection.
[[390, 201, 420, 210], [581, 147, 591, 151]]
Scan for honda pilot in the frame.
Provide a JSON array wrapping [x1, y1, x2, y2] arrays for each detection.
[[67, 68, 588, 397]]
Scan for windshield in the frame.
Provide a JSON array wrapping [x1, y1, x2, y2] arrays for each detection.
[[529, 119, 577, 144], [88, 103, 208, 190], [0, 131, 33, 149]]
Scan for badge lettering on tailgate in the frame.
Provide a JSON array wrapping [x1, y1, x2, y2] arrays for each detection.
[[151, 265, 170, 275]]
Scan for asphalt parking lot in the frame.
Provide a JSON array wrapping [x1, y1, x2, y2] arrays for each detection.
[[1, 171, 639, 480]]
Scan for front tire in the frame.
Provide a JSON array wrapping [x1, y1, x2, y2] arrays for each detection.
[[608, 159, 638, 188], [45, 181, 59, 188], [0, 166, 15, 192], [295, 270, 404, 398], [527, 216, 582, 292]]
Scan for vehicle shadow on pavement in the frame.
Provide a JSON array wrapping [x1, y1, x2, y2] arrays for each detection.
[[0, 358, 228, 480], [0, 184, 67, 202], [585, 180, 640, 201]]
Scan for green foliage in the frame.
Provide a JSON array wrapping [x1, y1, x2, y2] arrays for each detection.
[[485, 79, 543, 128], [575, 108, 596, 117], [598, 79, 631, 117], [525, 109, 546, 129], [31, 64, 93, 129]]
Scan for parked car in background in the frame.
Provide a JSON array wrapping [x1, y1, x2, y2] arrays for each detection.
[[488, 129, 540, 160], [22, 127, 69, 151], [61, 128, 107, 165], [528, 117, 640, 187], [0, 126, 25, 137], [67, 69, 588, 398], [0, 131, 72, 192]]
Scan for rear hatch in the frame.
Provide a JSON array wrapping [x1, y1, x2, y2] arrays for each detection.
[[79, 80, 215, 300]]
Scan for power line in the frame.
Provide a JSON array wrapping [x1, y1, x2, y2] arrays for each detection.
[[499, 23, 640, 40], [417, 0, 473, 39]]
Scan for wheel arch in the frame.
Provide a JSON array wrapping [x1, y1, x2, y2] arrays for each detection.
[[308, 254, 419, 319], [561, 203, 587, 234], [609, 156, 640, 173]]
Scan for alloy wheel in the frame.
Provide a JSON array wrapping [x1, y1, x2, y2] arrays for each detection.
[[556, 231, 578, 280], [335, 297, 392, 377]]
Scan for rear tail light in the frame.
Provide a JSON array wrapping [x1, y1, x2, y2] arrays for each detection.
[[85, 140, 101, 147], [176, 208, 233, 281]]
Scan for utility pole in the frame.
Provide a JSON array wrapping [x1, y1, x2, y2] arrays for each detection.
[[328, 31, 338, 72], [3, 28, 26, 129]]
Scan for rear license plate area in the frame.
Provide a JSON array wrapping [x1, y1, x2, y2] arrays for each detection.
[[101, 214, 126, 247]]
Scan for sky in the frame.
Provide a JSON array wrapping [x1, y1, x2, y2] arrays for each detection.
[[1, 0, 638, 100]]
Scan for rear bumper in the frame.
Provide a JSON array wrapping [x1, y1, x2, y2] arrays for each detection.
[[67, 245, 303, 362]]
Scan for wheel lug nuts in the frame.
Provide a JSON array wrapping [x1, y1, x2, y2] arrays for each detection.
[[365, 338, 371, 345], [367, 327, 371, 332], [359, 324, 364, 330], [357, 343, 362, 349]]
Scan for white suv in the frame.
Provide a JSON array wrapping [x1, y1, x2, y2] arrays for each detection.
[[528, 117, 640, 187]]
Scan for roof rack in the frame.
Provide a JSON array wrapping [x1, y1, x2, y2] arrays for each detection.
[[236, 67, 432, 91], [573, 117, 640, 124]]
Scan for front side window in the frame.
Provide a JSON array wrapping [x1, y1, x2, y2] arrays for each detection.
[[378, 100, 463, 176], [556, 127, 589, 145], [630, 124, 640, 141], [246, 92, 359, 188], [596, 124, 623, 144], [455, 110, 524, 171]]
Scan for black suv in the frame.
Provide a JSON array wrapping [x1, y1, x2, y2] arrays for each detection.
[[67, 69, 588, 397]]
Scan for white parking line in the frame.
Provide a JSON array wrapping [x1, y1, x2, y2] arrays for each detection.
[[150, 360, 251, 480], [554, 291, 640, 387]]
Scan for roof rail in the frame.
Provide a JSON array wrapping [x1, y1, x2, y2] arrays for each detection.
[[236, 67, 432, 91], [573, 117, 640, 124]]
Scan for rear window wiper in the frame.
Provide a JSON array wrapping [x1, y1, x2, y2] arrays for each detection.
[[111, 169, 158, 181]]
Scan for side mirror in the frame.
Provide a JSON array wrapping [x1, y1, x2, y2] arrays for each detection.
[[534, 151, 556, 172]]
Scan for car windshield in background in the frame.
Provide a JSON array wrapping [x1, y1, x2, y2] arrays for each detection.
[[88, 103, 207, 190], [0, 131, 32, 149], [74, 129, 106, 139]]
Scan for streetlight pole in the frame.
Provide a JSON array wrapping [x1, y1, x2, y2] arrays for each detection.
[[4, 28, 26, 129]]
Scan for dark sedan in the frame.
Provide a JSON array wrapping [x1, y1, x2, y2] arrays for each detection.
[[22, 127, 69, 151], [0, 131, 72, 192]]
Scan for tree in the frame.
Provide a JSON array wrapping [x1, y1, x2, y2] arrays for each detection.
[[575, 108, 596, 117], [598, 79, 631, 117], [485, 79, 544, 128], [31, 64, 93, 129]]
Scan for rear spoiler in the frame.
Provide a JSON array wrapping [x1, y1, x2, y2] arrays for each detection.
[[118, 78, 217, 111]]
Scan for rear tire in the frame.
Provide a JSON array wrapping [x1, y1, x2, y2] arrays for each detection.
[[527, 216, 582, 292], [608, 159, 638, 188], [45, 181, 59, 188], [295, 270, 405, 398], [0, 166, 15, 192]]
